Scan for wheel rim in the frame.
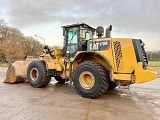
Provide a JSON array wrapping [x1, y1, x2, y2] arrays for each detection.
[[30, 68, 39, 81], [79, 71, 95, 89]]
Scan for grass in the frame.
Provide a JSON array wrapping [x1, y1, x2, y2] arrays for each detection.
[[0, 62, 9, 67], [148, 61, 160, 67]]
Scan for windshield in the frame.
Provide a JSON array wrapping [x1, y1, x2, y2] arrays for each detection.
[[68, 27, 78, 43]]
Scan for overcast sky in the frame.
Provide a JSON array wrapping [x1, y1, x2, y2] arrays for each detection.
[[0, 0, 160, 51]]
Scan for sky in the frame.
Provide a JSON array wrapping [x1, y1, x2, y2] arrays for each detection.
[[0, 0, 160, 51]]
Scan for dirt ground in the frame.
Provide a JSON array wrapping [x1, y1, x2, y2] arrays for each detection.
[[154, 67, 160, 78], [0, 67, 160, 120]]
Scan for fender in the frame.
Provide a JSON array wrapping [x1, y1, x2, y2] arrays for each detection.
[[72, 51, 114, 81]]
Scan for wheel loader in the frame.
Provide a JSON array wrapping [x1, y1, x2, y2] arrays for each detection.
[[4, 23, 157, 98]]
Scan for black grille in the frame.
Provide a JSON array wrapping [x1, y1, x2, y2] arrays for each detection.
[[140, 40, 148, 66], [132, 39, 148, 68], [113, 41, 124, 71]]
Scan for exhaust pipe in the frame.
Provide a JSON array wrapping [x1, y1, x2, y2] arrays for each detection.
[[105, 25, 112, 38]]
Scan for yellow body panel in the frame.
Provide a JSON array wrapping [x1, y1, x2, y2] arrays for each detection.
[[72, 51, 113, 72], [135, 62, 157, 83], [111, 38, 137, 73], [96, 50, 114, 70], [39, 49, 64, 71], [72, 38, 114, 71], [113, 74, 133, 81]]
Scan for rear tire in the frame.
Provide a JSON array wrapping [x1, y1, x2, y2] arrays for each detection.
[[27, 61, 51, 88], [73, 61, 109, 98]]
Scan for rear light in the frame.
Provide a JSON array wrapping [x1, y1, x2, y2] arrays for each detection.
[[106, 45, 110, 50]]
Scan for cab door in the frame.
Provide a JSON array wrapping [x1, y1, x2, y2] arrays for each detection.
[[64, 27, 79, 57]]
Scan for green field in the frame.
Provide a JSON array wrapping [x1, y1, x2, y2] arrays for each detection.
[[148, 61, 160, 67]]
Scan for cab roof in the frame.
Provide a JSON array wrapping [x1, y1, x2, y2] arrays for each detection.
[[62, 23, 95, 31]]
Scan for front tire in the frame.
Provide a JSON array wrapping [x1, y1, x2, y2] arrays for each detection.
[[27, 61, 51, 88], [73, 61, 109, 98]]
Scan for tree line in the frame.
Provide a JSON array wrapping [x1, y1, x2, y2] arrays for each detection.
[[146, 51, 160, 61], [0, 19, 43, 62]]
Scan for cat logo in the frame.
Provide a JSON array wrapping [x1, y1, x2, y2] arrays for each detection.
[[89, 41, 109, 51], [91, 43, 99, 50]]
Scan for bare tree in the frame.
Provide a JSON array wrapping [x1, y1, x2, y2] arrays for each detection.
[[22, 36, 43, 56], [0, 19, 44, 62], [146, 51, 160, 61], [0, 35, 25, 62]]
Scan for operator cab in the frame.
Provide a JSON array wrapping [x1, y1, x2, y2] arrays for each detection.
[[62, 23, 95, 57]]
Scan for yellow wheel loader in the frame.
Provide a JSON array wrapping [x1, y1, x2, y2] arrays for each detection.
[[4, 23, 157, 98]]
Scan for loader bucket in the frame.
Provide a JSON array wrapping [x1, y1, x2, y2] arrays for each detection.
[[4, 60, 32, 83]]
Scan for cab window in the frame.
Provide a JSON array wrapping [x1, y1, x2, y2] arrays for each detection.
[[80, 29, 93, 41], [68, 27, 78, 44]]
